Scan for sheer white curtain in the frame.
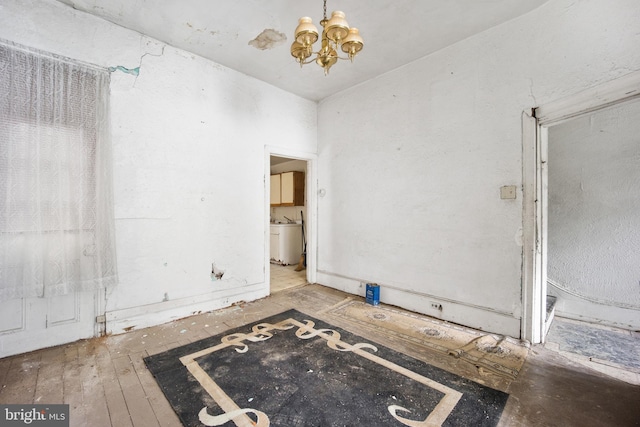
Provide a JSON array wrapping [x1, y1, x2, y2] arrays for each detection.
[[0, 40, 117, 301]]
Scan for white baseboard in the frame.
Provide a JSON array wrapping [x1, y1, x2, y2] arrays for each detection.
[[317, 271, 521, 338], [105, 283, 269, 335], [549, 286, 640, 330]]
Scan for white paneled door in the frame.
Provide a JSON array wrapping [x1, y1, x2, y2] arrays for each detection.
[[0, 290, 101, 358]]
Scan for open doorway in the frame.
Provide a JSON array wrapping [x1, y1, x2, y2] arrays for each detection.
[[268, 155, 309, 293], [537, 98, 640, 382], [522, 71, 640, 344], [545, 99, 640, 330]]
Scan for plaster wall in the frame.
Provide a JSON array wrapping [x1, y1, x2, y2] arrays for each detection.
[[0, 0, 317, 334], [547, 100, 640, 329], [316, 0, 640, 337]]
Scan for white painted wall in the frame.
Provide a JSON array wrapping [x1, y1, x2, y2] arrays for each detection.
[[0, 0, 317, 334], [316, 0, 640, 337], [2, 0, 639, 346], [547, 100, 640, 329]]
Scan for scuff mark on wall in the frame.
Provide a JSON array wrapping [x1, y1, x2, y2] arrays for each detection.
[[249, 29, 287, 50], [186, 22, 210, 36]]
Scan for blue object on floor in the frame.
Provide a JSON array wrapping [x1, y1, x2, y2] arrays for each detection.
[[366, 283, 380, 306]]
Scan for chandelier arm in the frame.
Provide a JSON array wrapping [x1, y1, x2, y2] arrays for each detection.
[[297, 51, 357, 64], [296, 55, 357, 68]]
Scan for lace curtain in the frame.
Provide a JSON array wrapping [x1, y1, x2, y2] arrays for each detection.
[[0, 41, 117, 301]]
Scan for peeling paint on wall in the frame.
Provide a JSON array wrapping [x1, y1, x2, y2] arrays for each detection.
[[109, 42, 166, 87], [108, 65, 140, 75], [249, 29, 287, 50], [211, 263, 225, 280]]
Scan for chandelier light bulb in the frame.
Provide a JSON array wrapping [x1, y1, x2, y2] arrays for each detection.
[[341, 27, 363, 60], [294, 17, 319, 46], [325, 11, 349, 43]]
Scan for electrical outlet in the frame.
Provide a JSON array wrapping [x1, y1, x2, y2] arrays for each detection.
[[431, 303, 443, 310]]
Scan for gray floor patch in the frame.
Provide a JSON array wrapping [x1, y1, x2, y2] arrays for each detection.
[[546, 318, 640, 372]]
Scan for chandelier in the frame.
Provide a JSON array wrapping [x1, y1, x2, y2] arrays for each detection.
[[290, 0, 364, 75]]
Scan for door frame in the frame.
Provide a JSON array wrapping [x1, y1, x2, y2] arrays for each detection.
[[521, 71, 640, 344], [264, 146, 318, 289]]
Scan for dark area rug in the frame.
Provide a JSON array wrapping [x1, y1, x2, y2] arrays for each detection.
[[144, 309, 509, 426]]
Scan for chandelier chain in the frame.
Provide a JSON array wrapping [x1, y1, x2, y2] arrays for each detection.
[[323, 0, 327, 21]]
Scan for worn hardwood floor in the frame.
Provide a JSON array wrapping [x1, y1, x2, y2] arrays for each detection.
[[1, 283, 638, 426]]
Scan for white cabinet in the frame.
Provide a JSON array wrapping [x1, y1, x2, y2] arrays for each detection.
[[280, 172, 295, 204], [270, 174, 281, 205], [270, 224, 302, 265]]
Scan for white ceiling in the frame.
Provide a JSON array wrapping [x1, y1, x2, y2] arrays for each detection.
[[55, 0, 548, 102]]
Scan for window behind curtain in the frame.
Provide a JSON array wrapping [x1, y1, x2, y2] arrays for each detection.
[[0, 40, 117, 300]]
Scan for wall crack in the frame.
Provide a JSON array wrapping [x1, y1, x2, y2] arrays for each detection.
[[108, 38, 166, 87], [528, 78, 538, 107]]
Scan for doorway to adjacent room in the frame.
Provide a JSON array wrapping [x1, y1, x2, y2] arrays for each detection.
[[267, 153, 314, 294], [521, 71, 640, 344]]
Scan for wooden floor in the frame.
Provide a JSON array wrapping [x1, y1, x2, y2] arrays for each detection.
[[0, 284, 639, 426]]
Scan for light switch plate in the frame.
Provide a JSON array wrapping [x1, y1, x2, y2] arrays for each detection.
[[500, 185, 517, 199]]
